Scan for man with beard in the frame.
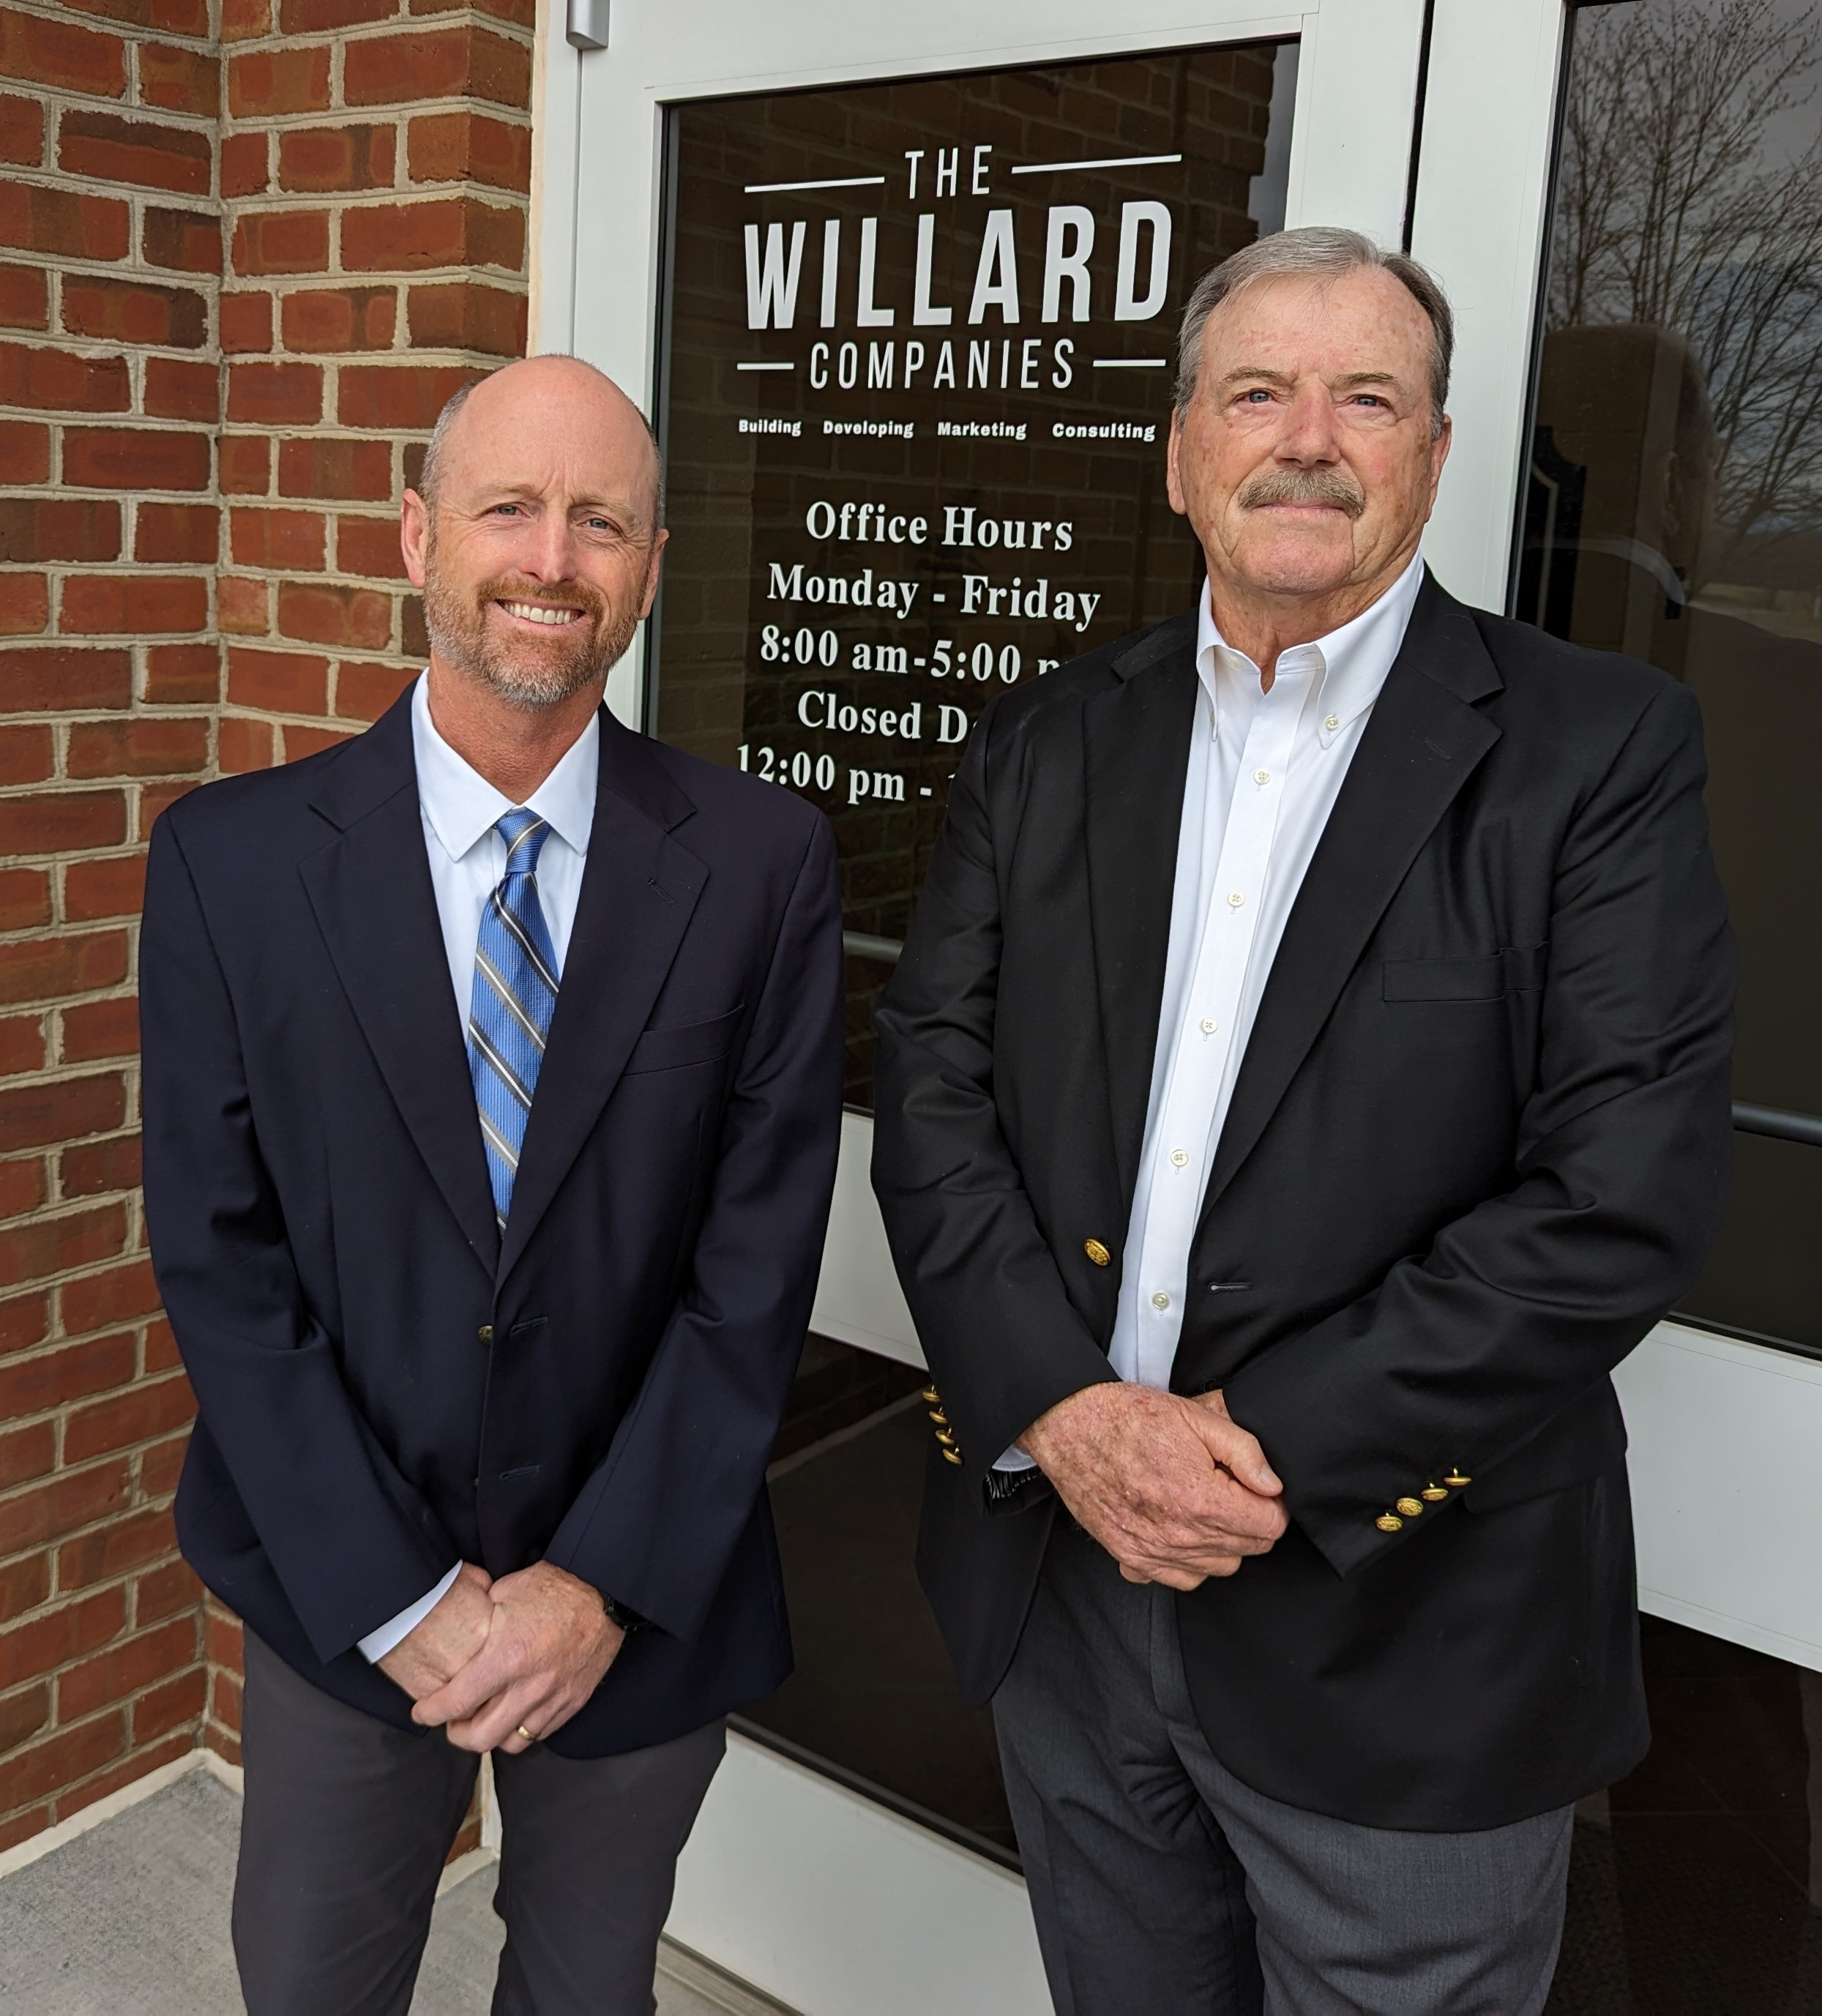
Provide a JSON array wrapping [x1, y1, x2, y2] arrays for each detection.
[[873, 229, 1735, 2012], [139, 355, 844, 2015]]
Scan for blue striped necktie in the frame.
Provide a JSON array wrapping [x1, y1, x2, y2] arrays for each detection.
[[468, 807, 559, 1230]]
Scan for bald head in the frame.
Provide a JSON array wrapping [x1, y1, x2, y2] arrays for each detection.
[[419, 355, 663, 531]]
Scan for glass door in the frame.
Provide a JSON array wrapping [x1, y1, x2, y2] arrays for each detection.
[[536, 5, 1430, 2009]]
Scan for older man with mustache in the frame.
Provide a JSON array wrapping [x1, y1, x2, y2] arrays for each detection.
[[141, 355, 844, 2015], [874, 229, 1735, 2013]]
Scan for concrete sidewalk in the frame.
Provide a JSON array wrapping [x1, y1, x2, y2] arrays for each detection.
[[0, 1766, 786, 2016]]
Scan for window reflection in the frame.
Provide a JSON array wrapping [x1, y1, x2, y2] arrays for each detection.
[[1517, 0, 1822, 1349]]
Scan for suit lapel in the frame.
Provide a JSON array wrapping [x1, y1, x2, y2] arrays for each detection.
[[298, 693, 501, 1273], [495, 710, 706, 1284], [1084, 614, 1199, 1214], [1201, 580, 1504, 1214]]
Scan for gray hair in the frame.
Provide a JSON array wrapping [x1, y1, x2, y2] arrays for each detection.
[[1174, 227, 1454, 437], [416, 359, 666, 526]]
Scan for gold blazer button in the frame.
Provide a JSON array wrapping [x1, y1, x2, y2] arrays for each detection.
[[921, 1386, 940, 1404], [1444, 1472, 1472, 1488], [1083, 1239, 1112, 1267], [941, 1446, 965, 1466], [1375, 1513, 1404, 1532], [1421, 1485, 1449, 1503], [1395, 1497, 1425, 1518]]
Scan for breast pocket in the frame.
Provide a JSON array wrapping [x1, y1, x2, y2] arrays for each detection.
[[621, 1004, 744, 1076], [1382, 944, 1547, 1003]]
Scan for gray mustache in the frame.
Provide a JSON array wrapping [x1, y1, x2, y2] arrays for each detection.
[[1238, 469, 1367, 518]]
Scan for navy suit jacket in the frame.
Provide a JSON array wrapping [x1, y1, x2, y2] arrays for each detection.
[[140, 690, 844, 1755]]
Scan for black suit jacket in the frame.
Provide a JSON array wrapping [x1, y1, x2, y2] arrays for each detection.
[[872, 576, 1736, 1829], [141, 692, 843, 1755]]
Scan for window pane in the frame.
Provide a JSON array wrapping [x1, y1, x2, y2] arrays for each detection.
[[1517, 0, 1822, 1348], [654, 42, 1298, 1106]]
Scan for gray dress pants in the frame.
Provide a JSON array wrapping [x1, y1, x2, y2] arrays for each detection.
[[993, 1520, 1574, 2016], [234, 1632, 725, 2016]]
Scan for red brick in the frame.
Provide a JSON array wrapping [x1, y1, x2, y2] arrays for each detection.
[[0, 1288, 48, 1354], [0, 1337, 135, 1433], [279, 122, 395, 193], [413, 0, 533, 23], [59, 1726, 192, 1820], [141, 779, 197, 826], [231, 506, 324, 571], [0, 258, 45, 327], [219, 289, 271, 353], [227, 645, 327, 713], [344, 25, 529, 109], [0, 9, 127, 99], [220, 0, 268, 39], [334, 515, 407, 582], [0, 1459, 130, 1555], [65, 1375, 195, 1465], [0, 932, 127, 1009], [0, 1589, 126, 1692], [335, 658, 413, 721], [138, 1430, 189, 1498], [64, 0, 208, 34], [227, 359, 321, 425], [145, 641, 218, 703], [60, 1130, 141, 1194], [277, 581, 391, 652], [339, 362, 479, 430], [279, 434, 392, 499], [62, 1257, 159, 1334], [0, 865, 46, 929], [228, 45, 329, 118], [407, 108, 530, 192], [0, 1075, 124, 1155], [143, 1315, 180, 1373], [61, 575, 208, 636], [0, 1552, 46, 1624], [0, 1156, 44, 1220], [0, 572, 47, 634], [232, 208, 329, 277], [283, 723, 351, 761], [216, 574, 267, 634], [142, 205, 219, 275], [283, 0, 393, 26], [219, 433, 269, 494], [0, 498, 119, 563], [0, 342, 129, 414], [220, 129, 267, 200], [0, 179, 128, 260], [400, 594, 428, 660], [136, 501, 217, 564], [61, 996, 138, 1064], [131, 1663, 204, 1744], [217, 715, 273, 773], [59, 1502, 174, 1588], [0, 1713, 127, 1817], [144, 355, 217, 421], [61, 275, 206, 349], [0, 1681, 49, 1753], [343, 196, 521, 275], [0, 418, 48, 482], [0, 787, 127, 850], [133, 1556, 198, 1626], [58, 111, 211, 196], [138, 41, 218, 118], [0, 1807, 48, 1855], [0, 91, 42, 167], [64, 426, 210, 492], [282, 284, 395, 353], [0, 723, 51, 785], [69, 717, 208, 779], [407, 280, 523, 356]]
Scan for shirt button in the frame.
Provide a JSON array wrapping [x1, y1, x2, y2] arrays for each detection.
[[1170, 1148, 1188, 1168], [1227, 892, 1244, 909], [1151, 1291, 1171, 1311], [1323, 713, 1340, 731], [1252, 768, 1271, 785], [1201, 1018, 1217, 1034]]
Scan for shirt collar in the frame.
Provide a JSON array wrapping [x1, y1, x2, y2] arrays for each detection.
[[411, 672, 599, 863], [1195, 550, 1426, 747]]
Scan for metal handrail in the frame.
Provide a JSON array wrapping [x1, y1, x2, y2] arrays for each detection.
[[1733, 1102, 1822, 1148], [842, 932, 903, 966]]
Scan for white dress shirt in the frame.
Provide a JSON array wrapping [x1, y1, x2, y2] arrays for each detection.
[[998, 553, 1425, 1470], [356, 673, 599, 1663]]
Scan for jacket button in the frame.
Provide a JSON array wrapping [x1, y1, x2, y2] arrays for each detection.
[[477, 1325, 494, 1345], [1395, 1497, 1424, 1518], [1444, 1471, 1472, 1488], [1421, 1485, 1449, 1502], [1375, 1513, 1403, 1532], [941, 1447, 965, 1466], [1083, 1239, 1111, 1267], [921, 1385, 940, 1404]]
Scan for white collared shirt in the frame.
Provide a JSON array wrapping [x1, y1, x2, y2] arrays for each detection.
[[356, 673, 600, 1663], [999, 553, 1425, 1468]]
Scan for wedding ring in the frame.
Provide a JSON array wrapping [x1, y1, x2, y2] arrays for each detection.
[[515, 1724, 535, 1744]]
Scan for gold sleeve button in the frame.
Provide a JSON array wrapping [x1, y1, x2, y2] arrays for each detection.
[[1375, 1513, 1404, 1533], [1395, 1497, 1424, 1518], [1444, 1471, 1472, 1488], [941, 1446, 965, 1466], [1421, 1485, 1449, 1503], [921, 1385, 940, 1404], [1083, 1239, 1112, 1268]]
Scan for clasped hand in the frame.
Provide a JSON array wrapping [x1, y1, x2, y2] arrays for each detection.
[[1020, 1384, 1288, 1589], [377, 1559, 624, 1753]]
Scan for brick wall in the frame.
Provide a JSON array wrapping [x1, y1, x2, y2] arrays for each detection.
[[0, 0, 531, 1848]]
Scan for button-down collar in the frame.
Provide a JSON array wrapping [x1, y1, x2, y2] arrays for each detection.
[[1195, 550, 1426, 748], [411, 671, 598, 867]]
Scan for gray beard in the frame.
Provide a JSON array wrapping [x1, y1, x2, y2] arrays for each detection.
[[422, 566, 638, 714]]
